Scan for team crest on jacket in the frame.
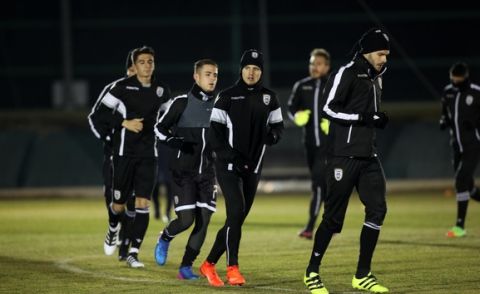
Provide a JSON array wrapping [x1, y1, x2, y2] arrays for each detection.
[[263, 94, 271, 105], [334, 168, 343, 181], [466, 95, 474, 106], [156, 86, 164, 97]]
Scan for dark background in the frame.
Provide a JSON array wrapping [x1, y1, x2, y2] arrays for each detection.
[[2, 0, 480, 108]]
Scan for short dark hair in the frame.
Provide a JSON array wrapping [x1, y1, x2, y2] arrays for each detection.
[[132, 46, 155, 63], [450, 62, 469, 77], [310, 48, 331, 62], [194, 59, 218, 73]]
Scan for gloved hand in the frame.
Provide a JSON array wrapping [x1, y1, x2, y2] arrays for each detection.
[[439, 116, 448, 130], [166, 136, 184, 149], [180, 141, 197, 154], [233, 156, 252, 174], [294, 110, 311, 127], [265, 131, 279, 146], [320, 118, 330, 135], [361, 112, 389, 129]]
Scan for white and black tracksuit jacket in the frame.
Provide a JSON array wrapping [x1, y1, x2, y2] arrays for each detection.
[[322, 56, 386, 158], [441, 82, 480, 153], [154, 83, 215, 174], [209, 79, 284, 174], [288, 76, 329, 148], [89, 75, 170, 157]]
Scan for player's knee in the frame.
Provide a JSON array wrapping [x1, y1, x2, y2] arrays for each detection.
[[365, 205, 387, 225], [135, 197, 150, 209], [111, 202, 125, 213], [178, 211, 195, 230], [321, 217, 344, 233]]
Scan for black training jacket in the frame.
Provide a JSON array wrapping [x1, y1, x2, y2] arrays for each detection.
[[155, 84, 215, 174], [209, 79, 284, 174], [288, 76, 329, 148], [441, 81, 480, 153], [322, 56, 386, 158], [89, 75, 170, 157]]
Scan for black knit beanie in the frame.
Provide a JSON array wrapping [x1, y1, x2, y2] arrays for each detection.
[[358, 28, 390, 54], [240, 49, 264, 71]]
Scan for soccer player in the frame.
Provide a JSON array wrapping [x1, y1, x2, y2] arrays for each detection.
[[153, 59, 219, 280], [199, 49, 284, 287], [89, 46, 170, 268], [440, 62, 480, 238], [303, 28, 390, 293], [87, 49, 137, 261], [288, 48, 331, 239]]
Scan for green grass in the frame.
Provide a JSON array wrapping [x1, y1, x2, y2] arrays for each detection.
[[1, 192, 480, 293]]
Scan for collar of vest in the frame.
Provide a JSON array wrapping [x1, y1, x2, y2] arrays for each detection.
[[190, 83, 214, 101]]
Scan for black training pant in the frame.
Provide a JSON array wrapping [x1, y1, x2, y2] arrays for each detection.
[[206, 169, 260, 266], [321, 156, 387, 234]]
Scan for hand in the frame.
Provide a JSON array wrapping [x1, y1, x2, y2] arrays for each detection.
[[294, 110, 311, 127], [122, 118, 144, 133], [320, 118, 330, 135], [233, 156, 252, 174], [166, 136, 184, 149], [373, 112, 389, 129], [180, 141, 197, 154], [361, 112, 388, 129], [439, 117, 448, 130], [265, 132, 279, 146]]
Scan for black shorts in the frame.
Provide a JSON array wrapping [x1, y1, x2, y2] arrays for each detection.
[[112, 156, 156, 204], [171, 169, 217, 213]]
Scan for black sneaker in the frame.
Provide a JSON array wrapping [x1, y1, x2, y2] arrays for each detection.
[[126, 253, 144, 268]]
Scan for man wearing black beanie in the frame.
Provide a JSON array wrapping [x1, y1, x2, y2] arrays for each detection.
[[199, 49, 284, 287], [303, 28, 390, 293]]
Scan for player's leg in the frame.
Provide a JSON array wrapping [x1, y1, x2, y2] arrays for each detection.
[[469, 149, 480, 201], [155, 170, 196, 266], [201, 170, 244, 287], [300, 145, 320, 239], [305, 156, 357, 294], [448, 149, 480, 236], [178, 172, 216, 279], [104, 156, 132, 256], [353, 157, 388, 293], [152, 180, 161, 220], [126, 158, 155, 268], [118, 195, 135, 261]]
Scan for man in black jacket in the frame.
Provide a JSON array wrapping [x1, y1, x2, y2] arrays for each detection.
[[87, 49, 137, 261], [440, 62, 480, 238], [153, 59, 218, 280], [199, 49, 284, 287], [288, 48, 331, 239], [89, 46, 170, 268], [303, 29, 390, 294]]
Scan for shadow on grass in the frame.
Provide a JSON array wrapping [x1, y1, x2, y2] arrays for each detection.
[[381, 239, 479, 250]]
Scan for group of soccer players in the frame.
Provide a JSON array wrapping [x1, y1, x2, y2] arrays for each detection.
[[88, 26, 480, 293]]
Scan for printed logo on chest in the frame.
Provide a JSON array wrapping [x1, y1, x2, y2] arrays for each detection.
[[466, 95, 474, 106], [263, 94, 271, 105]]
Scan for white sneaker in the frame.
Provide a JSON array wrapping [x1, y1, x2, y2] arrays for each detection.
[[103, 224, 120, 256], [126, 254, 145, 268]]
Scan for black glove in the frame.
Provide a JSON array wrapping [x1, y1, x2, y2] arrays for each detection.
[[180, 141, 196, 154], [265, 131, 279, 146], [165, 136, 184, 149], [233, 156, 252, 174], [439, 116, 448, 131], [361, 112, 389, 129]]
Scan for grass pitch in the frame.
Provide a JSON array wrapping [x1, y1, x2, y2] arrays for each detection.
[[1, 192, 479, 293]]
